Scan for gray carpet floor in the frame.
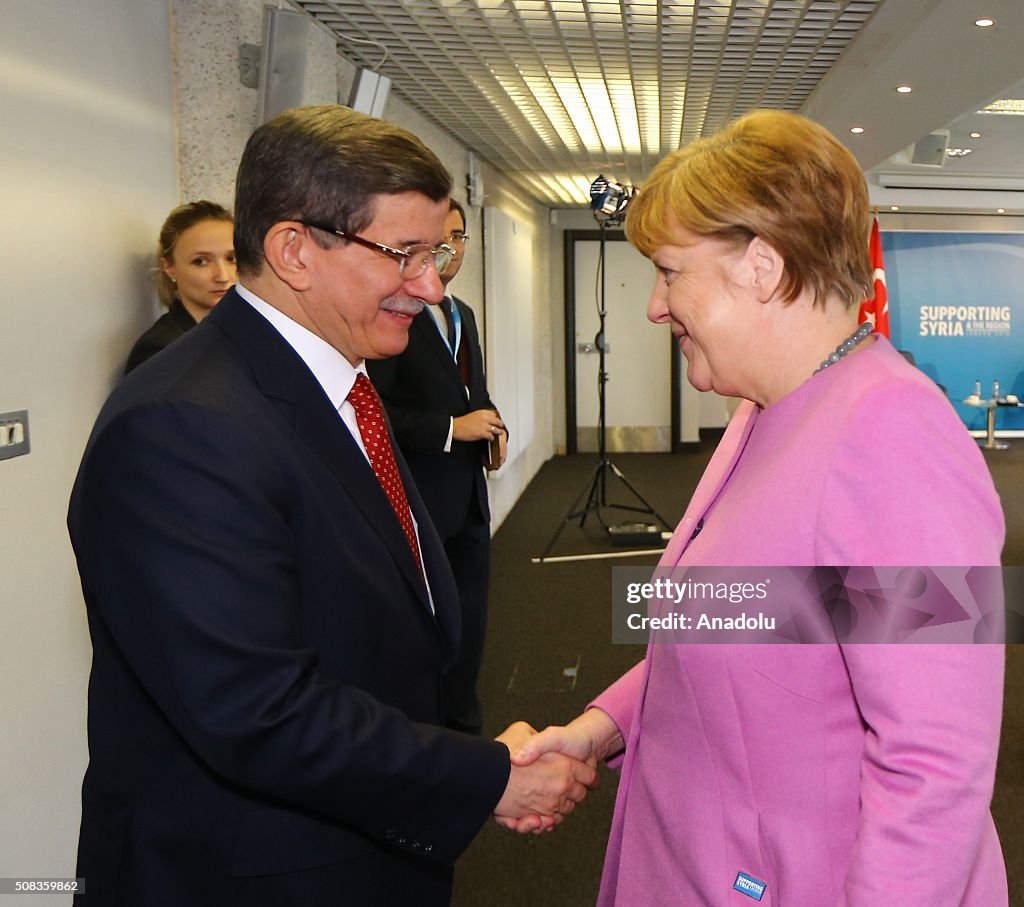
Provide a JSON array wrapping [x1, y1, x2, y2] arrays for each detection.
[[452, 447, 1024, 906]]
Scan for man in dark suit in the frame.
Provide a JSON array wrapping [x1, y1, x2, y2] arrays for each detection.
[[367, 199, 503, 736], [68, 105, 595, 906]]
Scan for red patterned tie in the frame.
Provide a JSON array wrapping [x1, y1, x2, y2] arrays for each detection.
[[347, 373, 423, 577]]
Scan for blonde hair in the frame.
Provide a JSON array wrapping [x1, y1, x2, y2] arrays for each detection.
[[155, 200, 233, 308], [626, 110, 873, 308]]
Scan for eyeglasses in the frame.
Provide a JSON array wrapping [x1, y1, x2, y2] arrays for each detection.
[[297, 220, 455, 280], [445, 232, 470, 247]]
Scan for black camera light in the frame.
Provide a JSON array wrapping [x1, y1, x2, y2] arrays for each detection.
[[589, 174, 636, 224]]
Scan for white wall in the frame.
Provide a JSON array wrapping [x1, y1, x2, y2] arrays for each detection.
[[471, 170, 553, 525], [0, 0, 178, 898], [484, 207, 536, 466]]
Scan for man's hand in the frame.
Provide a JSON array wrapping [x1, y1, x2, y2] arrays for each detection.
[[493, 721, 599, 834], [495, 720, 536, 753], [453, 409, 505, 443], [495, 710, 623, 834]]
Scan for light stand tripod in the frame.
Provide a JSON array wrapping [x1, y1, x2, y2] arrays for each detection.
[[535, 195, 672, 563]]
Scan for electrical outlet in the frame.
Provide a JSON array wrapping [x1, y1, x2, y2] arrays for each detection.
[[0, 410, 30, 460]]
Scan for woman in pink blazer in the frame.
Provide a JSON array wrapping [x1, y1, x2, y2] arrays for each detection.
[[511, 111, 1007, 905]]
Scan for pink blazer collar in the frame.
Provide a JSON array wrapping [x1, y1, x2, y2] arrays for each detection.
[[659, 399, 759, 568]]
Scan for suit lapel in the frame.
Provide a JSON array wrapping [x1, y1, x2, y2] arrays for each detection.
[[413, 308, 466, 394], [660, 400, 759, 567], [395, 451, 460, 653], [453, 297, 481, 381], [207, 292, 436, 616]]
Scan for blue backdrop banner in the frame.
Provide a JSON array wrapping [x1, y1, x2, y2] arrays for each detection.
[[883, 231, 1024, 433]]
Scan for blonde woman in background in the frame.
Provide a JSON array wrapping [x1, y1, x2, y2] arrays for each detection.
[[125, 200, 235, 373]]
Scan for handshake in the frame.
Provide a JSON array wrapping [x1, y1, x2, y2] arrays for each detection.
[[492, 709, 625, 834]]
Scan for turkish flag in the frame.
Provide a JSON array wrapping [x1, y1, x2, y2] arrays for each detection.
[[858, 217, 890, 338]]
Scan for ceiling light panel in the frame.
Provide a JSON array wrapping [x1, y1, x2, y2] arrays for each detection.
[[979, 99, 1024, 115], [291, 0, 885, 206]]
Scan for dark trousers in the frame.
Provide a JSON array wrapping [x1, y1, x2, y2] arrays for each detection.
[[440, 512, 490, 736]]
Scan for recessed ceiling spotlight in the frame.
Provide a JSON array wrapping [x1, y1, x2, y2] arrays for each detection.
[[890, 206, 900, 212], [896, 86, 913, 94], [970, 131, 982, 138], [947, 147, 973, 157], [975, 18, 995, 27], [850, 126, 865, 134], [996, 208, 1006, 214]]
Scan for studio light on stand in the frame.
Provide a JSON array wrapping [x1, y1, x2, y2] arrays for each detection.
[[589, 175, 634, 223], [534, 176, 672, 563]]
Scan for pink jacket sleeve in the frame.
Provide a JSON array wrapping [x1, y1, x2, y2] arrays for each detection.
[[588, 660, 645, 767]]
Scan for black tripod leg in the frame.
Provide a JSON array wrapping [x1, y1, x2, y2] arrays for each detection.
[[576, 464, 603, 529], [537, 462, 604, 560], [604, 461, 673, 530]]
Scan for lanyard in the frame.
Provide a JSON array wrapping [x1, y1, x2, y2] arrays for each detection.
[[434, 298, 462, 361]]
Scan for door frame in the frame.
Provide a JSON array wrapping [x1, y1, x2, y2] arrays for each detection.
[[563, 229, 681, 454]]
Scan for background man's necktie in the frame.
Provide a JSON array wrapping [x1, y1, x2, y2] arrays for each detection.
[[441, 298, 458, 352], [441, 299, 471, 386], [347, 373, 423, 577]]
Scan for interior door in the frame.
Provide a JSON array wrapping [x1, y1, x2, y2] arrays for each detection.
[[570, 232, 671, 453]]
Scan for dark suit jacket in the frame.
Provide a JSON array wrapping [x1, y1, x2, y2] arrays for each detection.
[[124, 298, 196, 374], [367, 298, 493, 541], [68, 289, 509, 906]]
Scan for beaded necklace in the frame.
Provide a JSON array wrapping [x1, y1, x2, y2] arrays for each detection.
[[812, 322, 873, 376]]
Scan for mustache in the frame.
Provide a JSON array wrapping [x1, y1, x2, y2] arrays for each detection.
[[380, 296, 426, 317]]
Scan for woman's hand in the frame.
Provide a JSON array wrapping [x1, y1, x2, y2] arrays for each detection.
[[494, 710, 623, 834]]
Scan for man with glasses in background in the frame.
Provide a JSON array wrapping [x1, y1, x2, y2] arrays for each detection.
[[369, 199, 505, 738], [68, 107, 594, 907]]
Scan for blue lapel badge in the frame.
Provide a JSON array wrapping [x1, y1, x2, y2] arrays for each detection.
[[733, 871, 767, 901]]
